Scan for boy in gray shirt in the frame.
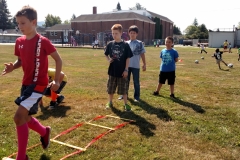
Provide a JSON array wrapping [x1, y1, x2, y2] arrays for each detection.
[[119, 25, 146, 102]]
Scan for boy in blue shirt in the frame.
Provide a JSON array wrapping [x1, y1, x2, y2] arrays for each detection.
[[153, 36, 179, 98]]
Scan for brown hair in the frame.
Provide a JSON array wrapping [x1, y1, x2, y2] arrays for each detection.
[[15, 5, 37, 21], [111, 24, 123, 33], [128, 25, 139, 33], [166, 36, 174, 43]]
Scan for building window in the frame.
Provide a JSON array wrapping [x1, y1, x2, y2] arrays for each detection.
[[50, 32, 54, 36], [54, 32, 57, 36]]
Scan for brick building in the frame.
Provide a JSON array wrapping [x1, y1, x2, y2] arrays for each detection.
[[70, 7, 173, 45], [45, 24, 72, 44]]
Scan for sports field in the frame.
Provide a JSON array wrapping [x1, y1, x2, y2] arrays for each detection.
[[0, 45, 240, 160]]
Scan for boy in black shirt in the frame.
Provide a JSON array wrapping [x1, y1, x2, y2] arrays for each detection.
[[212, 48, 228, 69], [104, 24, 133, 111]]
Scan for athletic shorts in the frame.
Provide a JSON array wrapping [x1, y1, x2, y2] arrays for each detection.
[[107, 76, 128, 95], [15, 84, 46, 115], [159, 71, 176, 85], [216, 59, 222, 64], [44, 81, 67, 96], [224, 46, 227, 49]]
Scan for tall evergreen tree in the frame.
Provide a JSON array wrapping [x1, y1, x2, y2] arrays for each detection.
[[116, 2, 121, 10], [193, 18, 198, 26], [0, 0, 13, 30], [71, 14, 76, 20], [173, 25, 182, 35]]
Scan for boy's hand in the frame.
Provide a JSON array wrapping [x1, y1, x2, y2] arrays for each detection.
[[108, 58, 114, 63], [49, 80, 60, 92], [2, 62, 14, 75], [142, 65, 146, 71], [122, 70, 128, 78]]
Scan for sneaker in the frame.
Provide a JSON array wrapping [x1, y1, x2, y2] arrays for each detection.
[[152, 91, 159, 96], [134, 99, 139, 102], [105, 102, 113, 109], [40, 126, 51, 149], [49, 101, 57, 109], [118, 95, 123, 100], [124, 104, 131, 112], [25, 155, 30, 160], [170, 94, 176, 99], [57, 95, 65, 104]]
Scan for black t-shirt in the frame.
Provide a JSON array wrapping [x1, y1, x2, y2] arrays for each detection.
[[214, 52, 223, 60], [104, 40, 133, 77]]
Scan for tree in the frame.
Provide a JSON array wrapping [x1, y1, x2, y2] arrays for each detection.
[[116, 2, 121, 10], [193, 18, 198, 26], [184, 23, 208, 39], [129, 3, 146, 10], [63, 20, 70, 24], [71, 14, 76, 20], [0, 0, 13, 30], [44, 14, 62, 27], [153, 17, 161, 39], [173, 25, 182, 35]]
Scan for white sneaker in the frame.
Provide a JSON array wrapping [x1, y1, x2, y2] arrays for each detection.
[[118, 95, 123, 100], [134, 99, 139, 102]]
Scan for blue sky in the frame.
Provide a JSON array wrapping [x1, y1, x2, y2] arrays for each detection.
[[7, 0, 240, 32]]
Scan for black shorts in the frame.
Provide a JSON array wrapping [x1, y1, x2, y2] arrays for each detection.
[[159, 71, 176, 85], [44, 81, 67, 96], [15, 84, 46, 115]]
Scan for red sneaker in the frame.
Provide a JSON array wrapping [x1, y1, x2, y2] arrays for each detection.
[[40, 126, 51, 149]]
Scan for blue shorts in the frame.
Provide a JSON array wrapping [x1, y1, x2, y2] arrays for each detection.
[[15, 84, 46, 115]]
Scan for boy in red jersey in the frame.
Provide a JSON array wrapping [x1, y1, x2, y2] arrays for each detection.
[[1, 6, 62, 160]]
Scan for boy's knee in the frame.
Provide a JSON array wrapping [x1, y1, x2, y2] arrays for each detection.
[[14, 107, 29, 125], [14, 113, 25, 125]]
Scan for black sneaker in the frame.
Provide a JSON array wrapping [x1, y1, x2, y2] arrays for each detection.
[[25, 155, 30, 160], [49, 101, 57, 109], [40, 126, 51, 149], [153, 91, 159, 96], [57, 95, 65, 104], [170, 94, 176, 98]]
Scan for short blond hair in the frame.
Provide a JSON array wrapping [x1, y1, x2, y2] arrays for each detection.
[[111, 24, 123, 33]]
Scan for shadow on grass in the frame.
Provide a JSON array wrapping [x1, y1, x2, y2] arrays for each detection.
[[36, 103, 71, 120], [220, 68, 229, 71], [171, 97, 205, 113], [110, 106, 156, 138], [129, 98, 172, 121], [39, 153, 51, 160]]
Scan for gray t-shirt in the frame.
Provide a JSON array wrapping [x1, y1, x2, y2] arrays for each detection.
[[127, 40, 146, 69]]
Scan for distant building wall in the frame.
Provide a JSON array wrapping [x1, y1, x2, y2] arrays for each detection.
[[208, 31, 234, 48]]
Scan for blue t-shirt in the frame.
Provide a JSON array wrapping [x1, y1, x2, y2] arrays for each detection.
[[160, 48, 179, 72]]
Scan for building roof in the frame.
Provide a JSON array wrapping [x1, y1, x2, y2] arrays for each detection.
[[45, 24, 72, 31], [147, 10, 173, 23], [72, 12, 155, 24]]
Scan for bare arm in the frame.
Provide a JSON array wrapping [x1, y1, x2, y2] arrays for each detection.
[[59, 71, 65, 83], [140, 53, 146, 71], [50, 51, 62, 91], [122, 58, 130, 78], [2, 57, 22, 75], [175, 58, 178, 62]]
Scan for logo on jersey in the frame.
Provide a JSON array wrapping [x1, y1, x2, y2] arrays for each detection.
[[19, 45, 23, 49], [33, 38, 42, 82]]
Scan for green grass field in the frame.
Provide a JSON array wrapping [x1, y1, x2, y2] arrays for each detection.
[[0, 45, 240, 160]]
